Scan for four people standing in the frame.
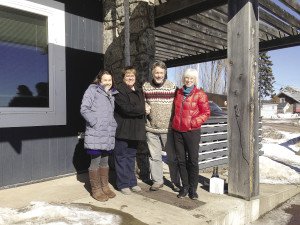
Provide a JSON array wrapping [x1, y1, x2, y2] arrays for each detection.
[[143, 61, 181, 192], [81, 64, 210, 201]]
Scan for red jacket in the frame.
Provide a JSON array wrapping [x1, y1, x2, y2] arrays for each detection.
[[172, 86, 210, 132]]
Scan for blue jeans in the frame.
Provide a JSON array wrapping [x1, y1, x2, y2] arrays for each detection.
[[114, 139, 138, 189]]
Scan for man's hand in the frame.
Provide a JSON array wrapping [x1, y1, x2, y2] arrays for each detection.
[[145, 103, 151, 115]]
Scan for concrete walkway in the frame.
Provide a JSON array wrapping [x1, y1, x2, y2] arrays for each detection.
[[0, 173, 299, 225]]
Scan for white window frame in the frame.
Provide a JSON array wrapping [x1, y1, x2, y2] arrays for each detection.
[[0, 0, 66, 127]]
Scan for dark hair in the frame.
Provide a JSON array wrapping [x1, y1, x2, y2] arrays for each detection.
[[121, 66, 137, 78], [93, 70, 114, 86]]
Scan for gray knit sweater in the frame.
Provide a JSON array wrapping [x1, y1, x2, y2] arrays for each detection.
[[142, 80, 176, 134]]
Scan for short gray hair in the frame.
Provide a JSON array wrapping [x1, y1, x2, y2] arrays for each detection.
[[151, 60, 167, 79], [182, 68, 199, 86], [151, 61, 167, 72]]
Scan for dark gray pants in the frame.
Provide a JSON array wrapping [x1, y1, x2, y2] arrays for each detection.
[[173, 129, 200, 190], [89, 153, 109, 170]]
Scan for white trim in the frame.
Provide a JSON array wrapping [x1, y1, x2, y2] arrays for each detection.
[[0, 0, 65, 46], [0, 0, 66, 127]]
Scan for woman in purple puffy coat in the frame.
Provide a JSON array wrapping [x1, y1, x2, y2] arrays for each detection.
[[80, 70, 118, 202]]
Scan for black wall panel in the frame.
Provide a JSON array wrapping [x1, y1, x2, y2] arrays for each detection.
[[0, 0, 104, 188]]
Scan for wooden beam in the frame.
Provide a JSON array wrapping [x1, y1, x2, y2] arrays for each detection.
[[155, 25, 225, 50], [189, 14, 227, 33], [158, 33, 300, 66], [162, 23, 227, 47], [278, 0, 300, 15], [165, 49, 227, 67], [155, 53, 171, 60], [155, 51, 178, 60], [259, 0, 300, 30], [155, 37, 206, 54], [200, 9, 228, 24], [156, 41, 201, 55], [156, 46, 189, 57], [155, 56, 168, 62], [215, 4, 229, 16], [259, 9, 295, 35], [155, 0, 227, 27], [227, 0, 259, 200], [259, 34, 300, 51], [259, 22, 281, 39], [174, 18, 227, 41], [155, 31, 214, 52], [259, 31, 270, 41], [216, 3, 296, 35]]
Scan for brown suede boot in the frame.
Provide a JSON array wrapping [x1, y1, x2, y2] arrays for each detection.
[[99, 167, 116, 198], [89, 169, 109, 201]]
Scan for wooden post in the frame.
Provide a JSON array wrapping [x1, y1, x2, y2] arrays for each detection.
[[124, 0, 130, 66], [227, 0, 260, 200]]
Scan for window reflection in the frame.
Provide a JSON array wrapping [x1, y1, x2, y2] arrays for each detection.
[[0, 6, 49, 107]]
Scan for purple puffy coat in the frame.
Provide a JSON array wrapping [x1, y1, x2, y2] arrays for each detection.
[[80, 84, 118, 150]]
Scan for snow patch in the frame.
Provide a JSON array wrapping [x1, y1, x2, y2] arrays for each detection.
[[260, 156, 300, 184], [0, 202, 121, 225], [260, 129, 300, 184]]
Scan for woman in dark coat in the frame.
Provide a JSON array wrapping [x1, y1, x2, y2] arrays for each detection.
[[114, 66, 146, 194]]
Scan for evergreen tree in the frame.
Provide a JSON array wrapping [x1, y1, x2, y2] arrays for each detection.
[[258, 52, 275, 99]]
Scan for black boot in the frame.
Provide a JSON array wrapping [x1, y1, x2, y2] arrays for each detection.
[[177, 187, 189, 198], [188, 188, 198, 200]]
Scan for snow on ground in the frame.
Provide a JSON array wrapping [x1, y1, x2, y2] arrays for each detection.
[[263, 113, 300, 120], [0, 122, 299, 223], [0, 202, 121, 225], [260, 129, 300, 184]]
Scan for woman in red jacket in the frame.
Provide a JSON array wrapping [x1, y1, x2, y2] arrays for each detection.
[[172, 68, 210, 200]]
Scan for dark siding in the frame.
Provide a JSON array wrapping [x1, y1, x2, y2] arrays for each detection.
[[0, 0, 103, 188], [55, 0, 103, 22]]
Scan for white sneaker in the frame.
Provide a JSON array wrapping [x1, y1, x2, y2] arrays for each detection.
[[131, 185, 141, 192], [121, 188, 132, 195]]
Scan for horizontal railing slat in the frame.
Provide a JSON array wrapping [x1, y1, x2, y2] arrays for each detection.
[[198, 116, 262, 170], [198, 149, 228, 160], [198, 157, 228, 170], [200, 141, 227, 152], [202, 125, 228, 134], [201, 132, 227, 143]]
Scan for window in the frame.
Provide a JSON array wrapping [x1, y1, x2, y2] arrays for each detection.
[[0, 6, 48, 108], [0, 0, 66, 127]]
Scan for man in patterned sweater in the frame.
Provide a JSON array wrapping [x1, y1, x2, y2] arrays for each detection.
[[142, 61, 181, 191]]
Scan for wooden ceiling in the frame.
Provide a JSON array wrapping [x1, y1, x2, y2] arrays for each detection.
[[154, 0, 300, 67]]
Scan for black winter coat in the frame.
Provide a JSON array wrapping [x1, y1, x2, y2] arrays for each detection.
[[114, 82, 146, 141]]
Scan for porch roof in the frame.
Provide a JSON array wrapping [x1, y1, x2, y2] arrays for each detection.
[[154, 0, 300, 67]]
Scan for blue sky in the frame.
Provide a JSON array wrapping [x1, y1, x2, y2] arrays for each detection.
[[168, 0, 300, 95], [268, 46, 300, 93], [168, 46, 300, 95]]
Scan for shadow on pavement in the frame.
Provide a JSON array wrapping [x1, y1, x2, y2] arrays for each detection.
[[136, 183, 205, 210]]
